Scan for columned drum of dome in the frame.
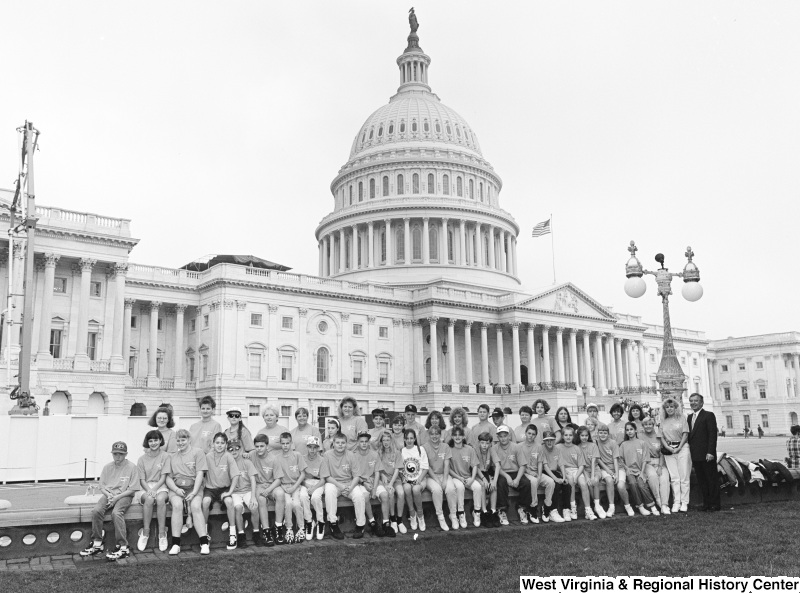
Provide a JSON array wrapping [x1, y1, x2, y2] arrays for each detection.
[[315, 13, 520, 289]]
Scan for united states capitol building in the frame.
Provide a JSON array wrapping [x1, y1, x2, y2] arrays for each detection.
[[1, 16, 798, 435]]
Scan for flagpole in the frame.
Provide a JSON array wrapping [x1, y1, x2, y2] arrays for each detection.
[[550, 213, 556, 284]]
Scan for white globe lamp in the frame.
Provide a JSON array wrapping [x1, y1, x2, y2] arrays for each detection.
[[624, 276, 647, 298], [682, 281, 703, 302]]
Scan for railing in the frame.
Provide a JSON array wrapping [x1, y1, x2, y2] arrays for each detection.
[[525, 381, 578, 392], [244, 267, 271, 277], [52, 358, 74, 371], [418, 384, 428, 393], [34, 205, 131, 233], [310, 382, 339, 390], [130, 378, 147, 388], [158, 379, 175, 390], [89, 360, 110, 372], [459, 385, 470, 393], [184, 380, 197, 389], [493, 385, 510, 395], [616, 386, 659, 395], [476, 385, 487, 394], [442, 384, 453, 393]]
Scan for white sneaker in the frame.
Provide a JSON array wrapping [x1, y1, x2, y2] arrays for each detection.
[[570, 504, 578, 520], [593, 501, 607, 519], [562, 511, 572, 522], [679, 503, 688, 513], [607, 504, 615, 518], [639, 505, 651, 516], [437, 513, 449, 531], [449, 514, 459, 530], [409, 514, 418, 530], [418, 516, 426, 531], [625, 504, 635, 517], [137, 533, 149, 552], [517, 507, 529, 524], [541, 511, 549, 523], [458, 513, 468, 529], [528, 510, 540, 524], [473, 511, 481, 527], [498, 510, 509, 526], [158, 534, 168, 552], [660, 505, 671, 515], [200, 543, 210, 555], [671, 503, 680, 513], [651, 506, 660, 516], [398, 521, 408, 534], [586, 509, 597, 521], [168, 544, 180, 555], [549, 509, 565, 523]]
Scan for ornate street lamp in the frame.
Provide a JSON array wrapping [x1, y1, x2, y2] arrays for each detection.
[[582, 384, 588, 411], [624, 241, 703, 401]]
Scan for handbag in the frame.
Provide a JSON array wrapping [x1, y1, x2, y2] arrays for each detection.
[[660, 444, 673, 456]]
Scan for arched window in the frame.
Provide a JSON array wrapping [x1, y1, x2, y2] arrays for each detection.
[[130, 403, 147, 417], [358, 181, 363, 202], [423, 120, 430, 132], [368, 128, 374, 140], [448, 229, 454, 262], [400, 121, 406, 133], [378, 125, 383, 137], [412, 173, 420, 194], [380, 231, 386, 263], [412, 120, 418, 132], [396, 228, 405, 263], [369, 178, 375, 199], [317, 347, 329, 383], [357, 236, 362, 267], [427, 173, 435, 194], [469, 179, 474, 199], [457, 177, 463, 197], [479, 182, 484, 202], [345, 239, 351, 269], [397, 174, 404, 195], [483, 235, 489, 266], [88, 392, 106, 415], [388, 122, 394, 135], [429, 226, 438, 261], [425, 357, 431, 383], [435, 121, 441, 134], [382, 176, 389, 196], [412, 226, 422, 260], [349, 185, 353, 205], [50, 391, 71, 415], [443, 175, 450, 195]]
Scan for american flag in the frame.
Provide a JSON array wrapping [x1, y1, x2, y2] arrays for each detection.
[[531, 219, 551, 237]]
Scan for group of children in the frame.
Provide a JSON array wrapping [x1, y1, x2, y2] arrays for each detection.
[[83, 396, 685, 562]]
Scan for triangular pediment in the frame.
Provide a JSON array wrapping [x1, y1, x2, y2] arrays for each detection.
[[514, 283, 616, 320]]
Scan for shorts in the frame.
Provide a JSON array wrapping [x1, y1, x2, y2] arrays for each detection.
[[135, 482, 169, 504], [372, 484, 388, 497], [257, 484, 282, 500], [204, 487, 229, 505], [231, 492, 252, 508], [564, 467, 580, 482]]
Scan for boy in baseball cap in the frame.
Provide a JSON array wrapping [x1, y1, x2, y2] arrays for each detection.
[[81, 441, 139, 561]]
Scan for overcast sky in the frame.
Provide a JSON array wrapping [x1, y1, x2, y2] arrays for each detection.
[[2, 1, 798, 341]]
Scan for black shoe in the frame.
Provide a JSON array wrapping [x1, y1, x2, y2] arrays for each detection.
[[383, 521, 395, 538], [329, 521, 345, 540], [275, 525, 286, 545], [254, 531, 265, 547], [492, 511, 501, 528], [305, 521, 314, 539], [373, 521, 384, 537], [353, 525, 364, 539], [237, 533, 247, 548], [264, 528, 276, 547], [105, 545, 130, 561]]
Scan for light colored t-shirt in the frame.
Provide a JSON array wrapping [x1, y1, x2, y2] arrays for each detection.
[[379, 449, 401, 481], [338, 416, 369, 451], [404, 420, 426, 440], [232, 457, 257, 494], [660, 416, 689, 443], [515, 423, 533, 443], [619, 439, 649, 476], [158, 428, 177, 453], [467, 421, 497, 450], [255, 423, 290, 453], [189, 419, 223, 453], [556, 443, 586, 470], [449, 445, 479, 480], [369, 427, 388, 450], [291, 424, 322, 456], [320, 450, 357, 486], [137, 450, 169, 483], [520, 442, 543, 477], [390, 431, 405, 452], [396, 446, 429, 483], [164, 447, 208, 482], [640, 431, 663, 461], [249, 452, 283, 485], [224, 425, 255, 452], [531, 416, 559, 445], [540, 445, 561, 472], [204, 451, 240, 489], [352, 448, 383, 485], [607, 419, 627, 445], [578, 442, 599, 472], [474, 446, 498, 473], [100, 460, 139, 495], [493, 442, 524, 473], [595, 438, 620, 469], [422, 442, 452, 476], [303, 453, 325, 482], [275, 451, 307, 487]]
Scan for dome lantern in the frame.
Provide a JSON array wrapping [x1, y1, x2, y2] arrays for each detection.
[[396, 8, 431, 94]]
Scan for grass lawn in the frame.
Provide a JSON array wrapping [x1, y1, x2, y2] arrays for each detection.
[[3, 501, 798, 592]]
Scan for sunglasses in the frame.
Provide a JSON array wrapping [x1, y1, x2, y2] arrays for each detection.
[[227, 414, 241, 418]]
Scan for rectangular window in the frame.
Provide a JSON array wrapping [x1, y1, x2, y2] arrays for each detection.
[[721, 364, 728, 372], [188, 357, 195, 381], [203, 314, 209, 328], [379, 361, 389, 385], [741, 386, 748, 400], [54, 277, 67, 293], [90, 281, 102, 297], [317, 406, 330, 431], [189, 319, 196, 332], [201, 354, 208, 380], [281, 405, 292, 418], [156, 357, 163, 379], [738, 363, 745, 371], [693, 357, 698, 366], [743, 414, 751, 430], [131, 316, 137, 329], [128, 356, 135, 377], [379, 326, 388, 339], [282, 316, 293, 330], [49, 329, 62, 359], [281, 355, 293, 381], [680, 356, 686, 365], [759, 386, 766, 399], [756, 361, 763, 369], [761, 414, 769, 429], [725, 416, 733, 430], [724, 387, 731, 401], [249, 352, 262, 380], [353, 360, 363, 384], [250, 313, 263, 327], [87, 332, 97, 361], [353, 323, 363, 336], [649, 353, 655, 363], [157, 318, 163, 331], [249, 405, 261, 417]]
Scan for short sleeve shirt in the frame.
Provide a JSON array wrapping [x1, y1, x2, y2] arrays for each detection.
[[578, 442, 599, 470], [640, 431, 663, 460], [320, 451, 357, 485], [249, 452, 283, 485], [204, 451, 240, 489], [189, 419, 222, 453], [275, 451, 307, 486], [520, 442, 543, 477], [224, 425, 255, 452], [338, 416, 369, 451], [556, 443, 586, 470], [137, 451, 169, 483], [660, 416, 690, 443], [422, 442, 452, 475], [467, 422, 497, 450], [233, 457, 257, 494], [303, 453, 325, 481], [100, 460, 139, 495], [158, 428, 178, 453], [531, 416, 560, 445], [369, 427, 388, 449], [255, 423, 290, 453], [164, 447, 208, 482], [493, 442, 524, 473], [397, 446, 429, 483], [540, 446, 561, 471], [379, 449, 400, 479], [595, 439, 620, 468], [619, 439, 648, 475], [449, 445, 479, 480], [607, 419, 627, 445], [291, 424, 322, 456], [352, 449, 382, 482], [474, 447, 498, 473]]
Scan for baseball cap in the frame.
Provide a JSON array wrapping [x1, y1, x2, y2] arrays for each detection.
[[491, 407, 504, 417], [541, 430, 556, 441], [586, 403, 598, 412], [227, 439, 243, 450], [111, 441, 128, 454], [496, 425, 510, 435], [306, 436, 321, 447], [226, 407, 243, 416], [404, 404, 417, 413], [357, 430, 372, 440], [371, 408, 386, 417]]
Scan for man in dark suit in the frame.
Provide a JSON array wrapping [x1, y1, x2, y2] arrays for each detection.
[[688, 393, 720, 511]]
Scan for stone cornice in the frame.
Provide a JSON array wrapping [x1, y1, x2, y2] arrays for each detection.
[[34, 226, 140, 250], [642, 330, 709, 346], [331, 157, 502, 191]]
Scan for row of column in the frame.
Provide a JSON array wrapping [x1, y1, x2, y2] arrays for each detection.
[[418, 318, 649, 391], [318, 217, 518, 277], [123, 300, 188, 381]]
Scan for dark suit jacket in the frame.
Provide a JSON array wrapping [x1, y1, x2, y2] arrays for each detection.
[[688, 408, 718, 462]]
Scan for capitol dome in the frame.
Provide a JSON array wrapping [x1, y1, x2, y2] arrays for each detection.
[[315, 14, 520, 290]]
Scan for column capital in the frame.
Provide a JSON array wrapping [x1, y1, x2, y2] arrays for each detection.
[[527, 323, 537, 332], [268, 304, 279, 313], [237, 301, 247, 311], [176, 303, 188, 314], [448, 318, 457, 327], [341, 313, 350, 321], [510, 321, 521, 330], [481, 321, 491, 329], [554, 326, 563, 335], [113, 263, 128, 276], [367, 220, 374, 228], [402, 319, 412, 327], [299, 307, 308, 317], [392, 318, 402, 326], [13, 242, 24, 259], [35, 258, 47, 272], [223, 299, 235, 309], [150, 301, 162, 311], [411, 319, 422, 327], [441, 217, 449, 224], [565, 327, 578, 336], [124, 298, 136, 309], [367, 316, 376, 324], [422, 217, 429, 223], [43, 253, 61, 268], [459, 218, 466, 226], [384, 218, 392, 226], [79, 258, 97, 272], [464, 320, 473, 328], [540, 324, 551, 332], [403, 217, 411, 223], [70, 264, 83, 276], [427, 316, 439, 324]]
